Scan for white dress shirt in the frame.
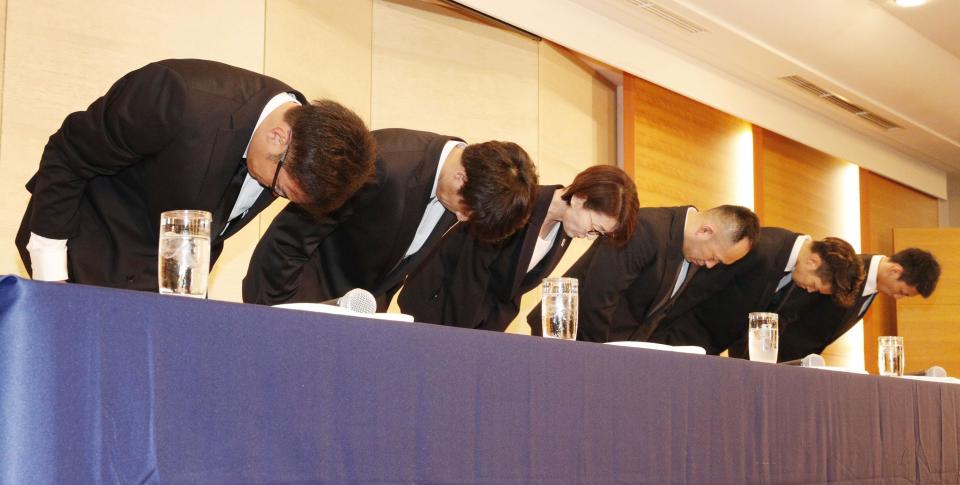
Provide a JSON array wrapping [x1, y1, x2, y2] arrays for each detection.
[[775, 234, 812, 291], [670, 207, 698, 297], [527, 222, 562, 273], [223, 92, 301, 234], [862, 255, 882, 297], [403, 140, 466, 258]]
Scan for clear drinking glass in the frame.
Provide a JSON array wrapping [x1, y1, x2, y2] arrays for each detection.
[[878, 336, 905, 376], [542, 277, 578, 340], [158, 210, 212, 298], [748, 312, 779, 363]]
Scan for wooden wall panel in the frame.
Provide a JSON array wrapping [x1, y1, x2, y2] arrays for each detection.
[[893, 228, 960, 376], [755, 128, 855, 239], [629, 74, 751, 210], [755, 127, 862, 367], [860, 173, 939, 372]]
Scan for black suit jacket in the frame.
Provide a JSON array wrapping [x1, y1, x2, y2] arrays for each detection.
[[16, 59, 300, 290], [654, 227, 804, 355], [243, 128, 461, 308], [526, 206, 695, 342], [398, 185, 571, 332], [777, 254, 877, 362]]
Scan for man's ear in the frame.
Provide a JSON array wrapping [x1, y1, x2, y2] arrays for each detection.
[[570, 194, 587, 209], [807, 252, 823, 270], [888, 262, 904, 280], [453, 170, 468, 188], [695, 223, 715, 238], [269, 125, 292, 147]]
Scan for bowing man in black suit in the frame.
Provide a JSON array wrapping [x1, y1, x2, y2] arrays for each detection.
[[398, 165, 639, 332], [16, 59, 375, 291], [777, 248, 941, 362], [242, 128, 538, 309], [670, 228, 865, 357], [528, 204, 760, 341]]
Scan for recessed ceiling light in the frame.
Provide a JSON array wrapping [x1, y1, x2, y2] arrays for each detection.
[[894, 0, 926, 7]]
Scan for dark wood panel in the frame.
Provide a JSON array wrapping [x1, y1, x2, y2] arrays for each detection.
[[628, 74, 751, 209], [861, 171, 939, 373]]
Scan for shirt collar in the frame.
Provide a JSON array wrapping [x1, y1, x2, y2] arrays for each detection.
[[431, 140, 467, 199], [784, 235, 812, 272], [863, 255, 883, 296], [681, 206, 699, 263], [243, 92, 300, 158]]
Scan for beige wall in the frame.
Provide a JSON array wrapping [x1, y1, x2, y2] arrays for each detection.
[[371, 0, 538, 150], [508, 41, 617, 335], [0, 0, 264, 282], [209, 0, 374, 301]]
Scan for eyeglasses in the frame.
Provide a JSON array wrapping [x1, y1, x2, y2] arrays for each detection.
[[269, 138, 290, 199], [585, 212, 609, 240]]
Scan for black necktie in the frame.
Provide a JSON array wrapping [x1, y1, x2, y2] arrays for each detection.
[[215, 162, 249, 238], [768, 280, 794, 312]]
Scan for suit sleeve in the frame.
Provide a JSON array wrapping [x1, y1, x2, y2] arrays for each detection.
[[576, 235, 655, 342], [242, 203, 337, 305], [28, 62, 186, 239]]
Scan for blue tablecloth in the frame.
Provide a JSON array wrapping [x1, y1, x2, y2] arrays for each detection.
[[1, 275, 958, 484]]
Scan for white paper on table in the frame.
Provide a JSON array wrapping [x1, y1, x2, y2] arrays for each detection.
[[604, 341, 706, 355], [898, 375, 960, 384], [805, 365, 869, 375], [272, 303, 415, 322]]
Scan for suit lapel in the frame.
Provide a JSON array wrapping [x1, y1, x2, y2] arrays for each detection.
[[217, 188, 278, 241], [510, 186, 560, 295], [379, 211, 459, 296], [646, 206, 690, 318], [381, 136, 453, 271], [195, 86, 295, 230]]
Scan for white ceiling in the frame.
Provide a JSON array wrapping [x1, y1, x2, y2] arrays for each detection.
[[569, 0, 960, 174]]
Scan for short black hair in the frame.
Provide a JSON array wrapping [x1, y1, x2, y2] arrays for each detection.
[[460, 141, 538, 243], [890, 248, 941, 298], [284, 99, 376, 216], [705, 205, 760, 248]]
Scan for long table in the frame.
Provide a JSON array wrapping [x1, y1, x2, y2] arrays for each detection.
[[1, 275, 957, 483]]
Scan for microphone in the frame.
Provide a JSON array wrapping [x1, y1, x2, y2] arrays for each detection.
[[321, 288, 377, 314], [905, 366, 947, 378], [780, 354, 826, 367]]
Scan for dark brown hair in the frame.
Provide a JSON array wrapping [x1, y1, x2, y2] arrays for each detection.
[[283, 99, 376, 216], [705, 205, 760, 248], [560, 165, 639, 246], [811, 237, 865, 307], [890, 247, 941, 298], [459, 141, 538, 243]]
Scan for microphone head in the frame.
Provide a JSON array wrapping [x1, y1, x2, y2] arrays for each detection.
[[338, 288, 377, 314], [800, 354, 826, 367], [926, 366, 948, 378]]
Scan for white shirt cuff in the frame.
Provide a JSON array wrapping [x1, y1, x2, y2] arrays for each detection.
[[26, 232, 70, 281]]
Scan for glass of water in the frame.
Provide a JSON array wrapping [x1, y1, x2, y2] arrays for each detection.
[[158, 210, 212, 298], [542, 277, 578, 340], [748, 312, 779, 363], [878, 336, 905, 376]]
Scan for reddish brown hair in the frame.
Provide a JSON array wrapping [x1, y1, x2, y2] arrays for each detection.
[[811, 237, 865, 307], [560, 165, 639, 245]]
